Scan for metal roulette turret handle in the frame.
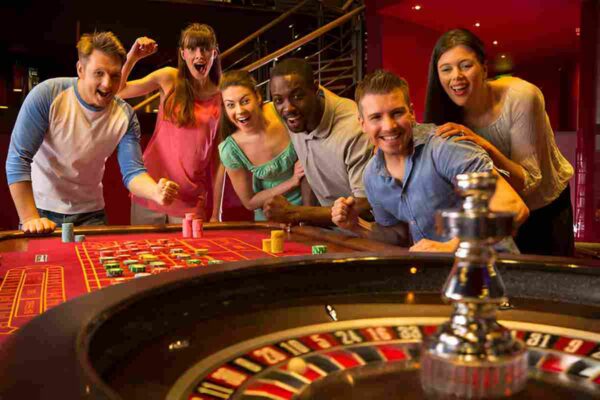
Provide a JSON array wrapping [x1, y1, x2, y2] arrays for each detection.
[[420, 172, 528, 399]]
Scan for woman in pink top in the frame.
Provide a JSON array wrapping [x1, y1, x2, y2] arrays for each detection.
[[118, 23, 224, 224]]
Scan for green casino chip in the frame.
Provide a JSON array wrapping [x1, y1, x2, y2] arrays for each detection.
[[129, 264, 146, 273], [104, 262, 120, 269], [311, 245, 328, 255], [106, 268, 123, 277]]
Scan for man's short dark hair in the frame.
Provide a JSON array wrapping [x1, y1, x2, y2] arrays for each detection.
[[270, 58, 315, 88], [355, 70, 411, 114], [77, 31, 127, 65]]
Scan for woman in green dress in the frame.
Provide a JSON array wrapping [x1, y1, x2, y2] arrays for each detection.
[[218, 70, 304, 221]]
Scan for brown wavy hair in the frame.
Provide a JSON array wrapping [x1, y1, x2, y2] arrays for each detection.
[[164, 23, 222, 127], [218, 70, 261, 140]]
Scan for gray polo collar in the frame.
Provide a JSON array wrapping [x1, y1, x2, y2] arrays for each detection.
[[305, 87, 332, 140]]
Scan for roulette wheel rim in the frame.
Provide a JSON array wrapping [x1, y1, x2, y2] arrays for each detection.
[[0, 252, 598, 399]]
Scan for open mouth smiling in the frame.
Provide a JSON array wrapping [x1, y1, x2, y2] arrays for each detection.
[[194, 62, 207, 74]]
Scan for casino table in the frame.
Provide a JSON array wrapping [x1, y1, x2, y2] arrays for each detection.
[[0, 224, 599, 399], [0, 222, 393, 346]]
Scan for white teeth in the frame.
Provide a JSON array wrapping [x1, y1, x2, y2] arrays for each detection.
[[379, 134, 400, 141]]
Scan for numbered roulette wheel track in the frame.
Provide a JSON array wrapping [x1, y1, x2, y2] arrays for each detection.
[[0, 252, 598, 399]]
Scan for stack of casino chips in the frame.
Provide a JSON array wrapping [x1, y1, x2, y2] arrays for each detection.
[[192, 218, 203, 238], [61, 223, 74, 243], [270, 230, 285, 254], [312, 245, 327, 254], [182, 213, 196, 238], [262, 238, 272, 252]]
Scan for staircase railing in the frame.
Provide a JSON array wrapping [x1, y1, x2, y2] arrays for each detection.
[[243, 4, 364, 100]]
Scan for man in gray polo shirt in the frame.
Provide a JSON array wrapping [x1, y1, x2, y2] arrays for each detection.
[[263, 58, 373, 225]]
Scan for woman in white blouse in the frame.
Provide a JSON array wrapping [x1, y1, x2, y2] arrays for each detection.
[[424, 28, 574, 256]]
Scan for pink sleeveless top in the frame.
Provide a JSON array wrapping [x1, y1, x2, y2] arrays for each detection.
[[132, 93, 221, 218]]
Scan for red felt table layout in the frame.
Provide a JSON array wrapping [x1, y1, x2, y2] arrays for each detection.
[[0, 230, 313, 344]]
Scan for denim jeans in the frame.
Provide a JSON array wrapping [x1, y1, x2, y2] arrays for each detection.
[[36, 208, 108, 227]]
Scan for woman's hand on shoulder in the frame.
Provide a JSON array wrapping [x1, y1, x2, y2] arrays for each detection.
[[128, 37, 158, 62], [435, 123, 492, 152]]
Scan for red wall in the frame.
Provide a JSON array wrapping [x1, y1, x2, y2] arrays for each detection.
[[514, 59, 579, 132], [379, 16, 441, 121]]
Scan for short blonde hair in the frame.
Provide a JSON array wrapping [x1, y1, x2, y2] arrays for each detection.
[[76, 31, 127, 65]]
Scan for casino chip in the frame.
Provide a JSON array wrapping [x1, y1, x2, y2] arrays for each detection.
[[129, 264, 146, 273], [262, 239, 272, 252], [104, 262, 120, 270], [270, 230, 285, 253], [61, 223, 74, 243], [106, 268, 123, 277], [194, 248, 208, 256], [149, 261, 167, 268], [312, 245, 327, 254]]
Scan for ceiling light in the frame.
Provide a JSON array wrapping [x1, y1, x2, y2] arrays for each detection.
[[474, 22, 481, 27], [412, 5, 421, 10], [501, 54, 506, 59], [493, 40, 498, 45]]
